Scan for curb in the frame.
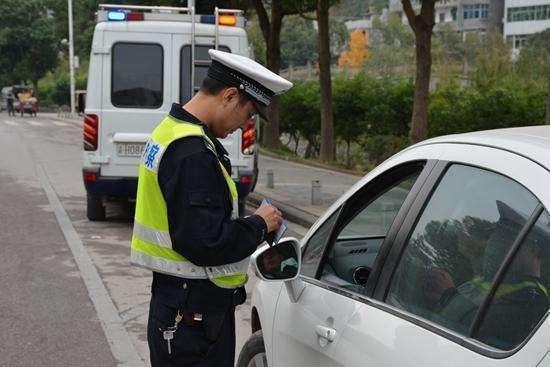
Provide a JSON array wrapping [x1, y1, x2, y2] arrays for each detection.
[[247, 191, 318, 229], [259, 148, 364, 177]]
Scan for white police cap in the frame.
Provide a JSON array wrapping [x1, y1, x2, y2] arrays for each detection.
[[207, 49, 293, 120]]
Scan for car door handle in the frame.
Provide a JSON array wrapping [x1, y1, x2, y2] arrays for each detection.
[[315, 325, 337, 343]]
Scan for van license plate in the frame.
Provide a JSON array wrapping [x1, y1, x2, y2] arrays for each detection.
[[116, 143, 145, 157]]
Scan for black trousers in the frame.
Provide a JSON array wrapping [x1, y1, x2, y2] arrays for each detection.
[[147, 275, 244, 367]]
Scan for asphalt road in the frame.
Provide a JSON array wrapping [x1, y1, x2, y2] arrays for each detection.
[[0, 113, 308, 366]]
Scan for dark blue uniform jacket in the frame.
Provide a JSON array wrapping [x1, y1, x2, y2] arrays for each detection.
[[152, 103, 266, 312]]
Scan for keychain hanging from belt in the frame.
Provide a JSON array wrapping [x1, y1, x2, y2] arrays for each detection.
[[162, 310, 204, 354]]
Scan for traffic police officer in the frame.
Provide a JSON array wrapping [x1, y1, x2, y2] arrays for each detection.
[[131, 49, 293, 366]]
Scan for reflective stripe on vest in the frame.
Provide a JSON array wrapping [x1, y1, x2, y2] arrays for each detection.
[[130, 116, 248, 288], [472, 277, 549, 299]]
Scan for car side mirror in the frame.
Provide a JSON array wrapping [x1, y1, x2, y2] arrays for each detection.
[[252, 237, 301, 282]]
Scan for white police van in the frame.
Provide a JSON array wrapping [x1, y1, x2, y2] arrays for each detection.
[[83, 4, 258, 220]]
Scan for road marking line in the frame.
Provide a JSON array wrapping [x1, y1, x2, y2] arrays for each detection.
[[52, 120, 69, 127], [36, 164, 145, 367], [4, 120, 17, 126], [25, 120, 43, 126], [52, 117, 83, 128]]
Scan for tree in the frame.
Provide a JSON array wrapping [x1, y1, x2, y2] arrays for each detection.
[[280, 16, 317, 68], [0, 0, 57, 92], [472, 31, 513, 89], [317, 0, 336, 162], [338, 28, 369, 69], [252, 1, 317, 148], [366, 14, 414, 77], [23, 17, 58, 92], [329, 18, 348, 63], [372, 0, 389, 11], [280, 80, 321, 157], [402, 0, 437, 143], [46, 0, 98, 60], [516, 29, 550, 125], [333, 75, 367, 166]]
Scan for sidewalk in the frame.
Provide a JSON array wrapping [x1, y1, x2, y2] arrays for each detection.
[[249, 154, 362, 228]]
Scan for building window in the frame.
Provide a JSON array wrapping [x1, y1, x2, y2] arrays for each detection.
[[514, 34, 529, 49], [440, 12, 446, 23], [451, 7, 457, 21], [508, 5, 550, 22], [464, 4, 489, 20]]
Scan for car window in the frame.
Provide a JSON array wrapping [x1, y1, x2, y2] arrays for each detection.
[[180, 45, 231, 103], [475, 210, 550, 350], [301, 208, 341, 278], [111, 43, 163, 108], [386, 164, 539, 338], [319, 170, 421, 294]]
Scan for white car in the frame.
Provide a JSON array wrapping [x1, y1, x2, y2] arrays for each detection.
[[239, 126, 550, 367]]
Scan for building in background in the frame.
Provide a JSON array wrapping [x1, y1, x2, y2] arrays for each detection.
[[389, 0, 499, 36], [378, 0, 550, 55], [504, 0, 550, 55]]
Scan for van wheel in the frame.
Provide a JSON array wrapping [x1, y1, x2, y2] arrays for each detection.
[[87, 194, 106, 221], [237, 330, 267, 367]]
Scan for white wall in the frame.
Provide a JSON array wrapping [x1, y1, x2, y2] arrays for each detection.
[[504, 0, 550, 37], [507, 0, 549, 7], [504, 19, 550, 36]]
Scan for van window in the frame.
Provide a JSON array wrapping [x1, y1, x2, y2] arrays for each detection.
[[111, 42, 163, 108], [180, 45, 231, 103]]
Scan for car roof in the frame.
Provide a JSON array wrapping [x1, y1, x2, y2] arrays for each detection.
[[96, 20, 247, 37], [414, 125, 550, 171]]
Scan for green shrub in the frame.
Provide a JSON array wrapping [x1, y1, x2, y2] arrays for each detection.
[[429, 79, 545, 137], [280, 80, 321, 157], [281, 75, 413, 163], [361, 135, 410, 165], [279, 73, 545, 168], [37, 78, 56, 107]]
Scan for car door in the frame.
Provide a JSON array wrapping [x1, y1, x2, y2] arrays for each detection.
[[271, 160, 433, 367], [334, 144, 550, 367]]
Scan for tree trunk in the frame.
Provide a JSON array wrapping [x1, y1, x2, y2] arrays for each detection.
[[546, 91, 550, 125], [305, 141, 313, 159], [410, 27, 432, 143], [32, 79, 39, 98], [489, 0, 504, 34], [317, 0, 334, 162], [263, 3, 284, 149], [346, 139, 351, 167]]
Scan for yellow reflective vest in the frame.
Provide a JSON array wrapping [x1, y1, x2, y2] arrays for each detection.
[[131, 115, 248, 289]]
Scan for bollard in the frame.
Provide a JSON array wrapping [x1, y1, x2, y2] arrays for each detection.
[[311, 180, 322, 205], [267, 169, 274, 189]]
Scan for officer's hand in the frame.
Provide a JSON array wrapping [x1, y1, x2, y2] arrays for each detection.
[[255, 205, 283, 233]]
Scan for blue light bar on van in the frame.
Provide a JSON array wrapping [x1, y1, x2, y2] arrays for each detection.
[[200, 15, 215, 24], [108, 11, 126, 21]]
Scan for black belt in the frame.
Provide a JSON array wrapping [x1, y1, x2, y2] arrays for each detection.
[[152, 272, 246, 307]]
